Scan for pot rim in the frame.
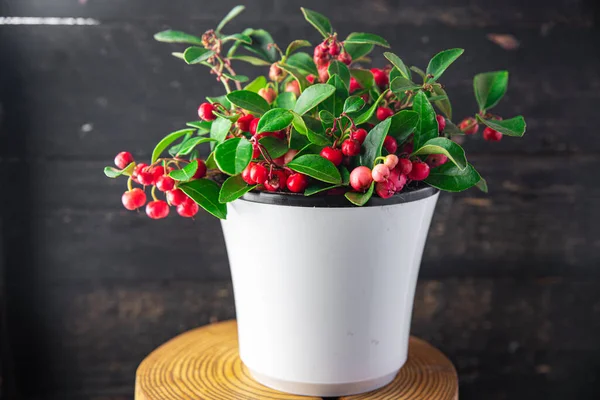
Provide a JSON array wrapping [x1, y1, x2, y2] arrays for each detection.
[[240, 184, 439, 208]]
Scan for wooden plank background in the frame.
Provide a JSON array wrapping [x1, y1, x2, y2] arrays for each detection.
[[0, 0, 599, 399]]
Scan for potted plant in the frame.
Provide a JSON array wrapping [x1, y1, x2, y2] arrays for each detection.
[[106, 6, 526, 397]]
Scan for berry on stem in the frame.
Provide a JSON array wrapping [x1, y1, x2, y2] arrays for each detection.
[[285, 80, 301, 97], [269, 63, 283, 81], [383, 135, 398, 154], [122, 188, 146, 210], [338, 51, 352, 65], [258, 88, 276, 104], [146, 200, 170, 219], [425, 154, 448, 168], [264, 170, 287, 192], [483, 127, 502, 141], [408, 160, 430, 181], [241, 163, 256, 185], [389, 168, 407, 191], [198, 103, 216, 121], [250, 163, 268, 184], [372, 164, 391, 183], [156, 175, 175, 192], [137, 166, 156, 186], [114, 151, 134, 169], [318, 64, 330, 83], [458, 117, 479, 135], [350, 128, 368, 144], [384, 154, 399, 169], [397, 158, 413, 175], [349, 77, 361, 93], [375, 180, 395, 199], [371, 68, 389, 88], [349, 166, 373, 192], [320, 146, 343, 166], [177, 198, 199, 218], [376, 106, 394, 121], [341, 139, 361, 156], [236, 114, 254, 132], [329, 41, 340, 56], [436, 115, 446, 132], [287, 173, 309, 193], [166, 189, 187, 206]]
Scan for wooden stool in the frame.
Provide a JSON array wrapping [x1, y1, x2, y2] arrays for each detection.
[[135, 320, 458, 400]]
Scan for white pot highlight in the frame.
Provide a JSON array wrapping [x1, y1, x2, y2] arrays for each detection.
[[220, 188, 439, 397]]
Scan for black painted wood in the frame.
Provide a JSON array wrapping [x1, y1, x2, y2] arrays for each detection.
[[0, 0, 599, 399]]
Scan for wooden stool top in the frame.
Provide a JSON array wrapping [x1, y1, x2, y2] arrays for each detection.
[[135, 320, 458, 400]]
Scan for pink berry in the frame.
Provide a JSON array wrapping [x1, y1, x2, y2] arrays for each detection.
[[198, 103, 216, 121], [483, 127, 502, 141], [250, 163, 268, 185], [166, 189, 187, 206], [372, 164, 391, 183], [156, 175, 175, 192], [349, 77, 361, 93], [269, 63, 283, 81], [384, 154, 399, 169], [425, 154, 448, 168], [375, 180, 396, 199], [338, 51, 352, 65], [376, 106, 394, 121], [397, 158, 413, 175], [177, 198, 199, 218], [389, 168, 407, 191], [287, 173, 309, 193], [349, 166, 373, 192], [318, 64, 330, 83], [458, 117, 479, 135], [146, 200, 170, 219], [370, 68, 389, 88], [192, 160, 207, 179], [408, 161, 430, 181], [236, 114, 254, 132], [121, 188, 146, 210], [285, 80, 301, 97], [264, 170, 287, 192], [436, 115, 446, 132], [114, 151, 134, 169], [350, 128, 368, 144], [341, 139, 361, 157], [320, 146, 343, 166], [258, 88, 276, 104], [383, 136, 398, 154], [329, 41, 340, 56]]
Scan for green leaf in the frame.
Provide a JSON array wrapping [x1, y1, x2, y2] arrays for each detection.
[[240, 29, 278, 63], [344, 32, 390, 48], [222, 73, 249, 82], [216, 5, 245, 33], [318, 110, 335, 124], [275, 92, 297, 110], [285, 52, 318, 76], [345, 182, 374, 206], [383, 52, 411, 80], [473, 71, 509, 112], [258, 136, 289, 159], [344, 43, 374, 61], [207, 95, 231, 110], [476, 115, 526, 137], [360, 119, 392, 167], [183, 47, 215, 64], [257, 108, 294, 133], [432, 85, 452, 119], [390, 76, 421, 93], [340, 166, 351, 185], [295, 143, 325, 158], [321, 75, 348, 117], [425, 163, 481, 192], [244, 76, 268, 93], [230, 55, 271, 66], [205, 151, 218, 169], [278, 62, 311, 91], [104, 162, 135, 178], [219, 175, 256, 203], [287, 154, 342, 184], [301, 7, 332, 38], [171, 52, 185, 60], [412, 91, 438, 149], [152, 128, 195, 163], [305, 181, 340, 196], [221, 33, 252, 44], [426, 95, 448, 102], [476, 178, 488, 193], [214, 137, 253, 175], [412, 137, 467, 170], [307, 128, 332, 146], [425, 48, 464, 82], [210, 117, 233, 144], [350, 68, 374, 91], [291, 112, 308, 135], [178, 179, 227, 219], [176, 137, 217, 156], [185, 120, 211, 133], [226, 90, 270, 115], [169, 160, 199, 182], [343, 96, 365, 113], [411, 66, 426, 81], [290, 128, 310, 149], [293, 84, 336, 115], [388, 110, 419, 142], [286, 40, 312, 57], [153, 30, 203, 45], [443, 120, 463, 136], [353, 90, 387, 125], [328, 60, 351, 89], [168, 131, 194, 156]]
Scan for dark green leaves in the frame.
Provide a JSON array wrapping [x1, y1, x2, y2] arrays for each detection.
[[176, 137, 217, 156], [154, 30, 203, 45], [214, 137, 253, 175], [474, 71, 509, 112], [412, 137, 467, 170], [286, 40, 312, 57], [226, 90, 270, 115], [293, 84, 336, 115], [412, 91, 438, 149], [258, 136, 289, 158], [275, 92, 297, 110], [285, 52, 318, 76], [425, 163, 481, 192], [390, 76, 421, 93], [321, 75, 348, 116], [210, 117, 233, 144], [360, 119, 392, 168], [350, 68, 374, 91], [219, 175, 256, 203], [344, 32, 390, 48], [344, 43, 374, 61], [287, 154, 342, 184], [425, 48, 464, 82], [432, 85, 452, 119], [353, 90, 387, 124], [257, 108, 294, 133], [345, 182, 374, 206], [179, 179, 227, 219], [388, 110, 419, 142], [221, 33, 252, 44], [152, 128, 195, 163], [169, 160, 199, 181], [216, 5, 245, 33], [328, 60, 351, 89], [244, 76, 267, 93], [343, 96, 365, 113], [476, 115, 526, 137], [384, 52, 411, 80], [240, 29, 279, 63], [104, 162, 135, 178], [301, 7, 332, 38], [183, 47, 215, 64]]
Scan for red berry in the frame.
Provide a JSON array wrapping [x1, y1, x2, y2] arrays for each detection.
[[389, 168, 407, 192], [132, 163, 148, 182], [177, 198, 199, 218], [121, 188, 146, 210], [436, 115, 446, 132], [150, 165, 165, 182], [341, 139, 361, 157], [329, 41, 340, 56], [458, 117, 479, 135], [376, 106, 394, 121], [350, 128, 368, 144], [408, 161, 430, 181], [349, 166, 373, 192], [338, 51, 352, 65], [375, 180, 396, 199], [250, 163, 268, 184], [264, 170, 287, 192], [258, 88, 276, 104], [192, 160, 207, 179], [249, 117, 260, 135], [146, 200, 170, 219], [287, 173, 309, 193], [397, 158, 413, 175], [306, 74, 316, 84], [252, 143, 261, 159], [372, 164, 391, 183], [384, 154, 399, 169], [114, 151, 134, 169], [318, 64, 330, 83], [166, 189, 187, 206], [241, 163, 256, 184], [370, 68, 389, 88], [137, 167, 155, 186], [483, 127, 502, 141], [425, 154, 448, 168], [349, 77, 362, 93], [156, 175, 175, 192], [198, 102, 216, 121], [236, 114, 254, 132], [320, 146, 343, 166], [285, 80, 301, 97], [383, 135, 398, 154]]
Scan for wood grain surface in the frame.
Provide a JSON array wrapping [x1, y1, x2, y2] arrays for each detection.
[[135, 320, 458, 400]]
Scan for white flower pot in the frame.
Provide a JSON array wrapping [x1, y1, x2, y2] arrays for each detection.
[[220, 187, 439, 397]]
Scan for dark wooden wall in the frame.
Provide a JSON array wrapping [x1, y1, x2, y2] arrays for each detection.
[[0, 0, 599, 399]]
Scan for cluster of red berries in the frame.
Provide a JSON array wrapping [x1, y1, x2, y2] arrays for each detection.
[[241, 162, 309, 193], [116, 151, 205, 219], [313, 38, 351, 83], [457, 116, 502, 141]]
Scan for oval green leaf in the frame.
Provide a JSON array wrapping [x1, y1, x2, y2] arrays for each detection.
[[178, 179, 227, 219], [216, 5, 245, 33], [344, 32, 390, 48], [343, 96, 365, 113], [257, 108, 294, 134], [476, 115, 526, 137], [169, 160, 199, 182], [183, 47, 215, 64], [301, 7, 332, 38], [286, 39, 312, 57], [218, 175, 256, 203], [258, 136, 289, 159], [293, 84, 336, 116], [210, 117, 233, 144], [275, 92, 297, 110], [176, 137, 217, 156], [383, 52, 411, 80], [412, 137, 467, 170], [345, 182, 374, 206], [390, 76, 421, 93], [412, 91, 438, 149], [151, 128, 196, 163], [214, 137, 253, 175], [360, 119, 392, 167], [226, 90, 270, 115], [424, 163, 481, 192], [287, 154, 342, 184], [474, 71, 509, 112], [244, 76, 268, 93], [328, 60, 351, 89], [285, 52, 318, 76], [388, 110, 419, 142], [104, 162, 135, 178], [154, 30, 203, 45], [425, 48, 464, 82]]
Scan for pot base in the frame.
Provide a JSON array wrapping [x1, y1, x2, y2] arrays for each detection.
[[249, 368, 399, 397]]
